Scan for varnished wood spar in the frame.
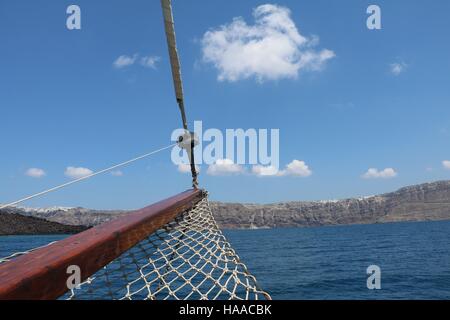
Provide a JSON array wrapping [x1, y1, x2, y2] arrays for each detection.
[[0, 189, 204, 300]]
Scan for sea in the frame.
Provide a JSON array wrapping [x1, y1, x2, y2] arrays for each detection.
[[1, 220, 450, 300]]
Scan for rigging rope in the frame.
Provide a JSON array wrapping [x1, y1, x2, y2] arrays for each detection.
[[0, 143, 176, 210], [161, 0, 199, 188]]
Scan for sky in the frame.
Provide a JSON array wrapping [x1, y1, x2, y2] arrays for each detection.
[[1, 0, 450, 209]]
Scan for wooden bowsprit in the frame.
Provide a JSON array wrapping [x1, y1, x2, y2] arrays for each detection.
[[0, 189, 204, 300]]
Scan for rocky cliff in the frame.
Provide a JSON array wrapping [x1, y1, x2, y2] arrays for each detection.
[[210, 180, 450, 228], [2, 180, 450, 232], [0, 212, 88, 235], [0, 206, 128, 227]]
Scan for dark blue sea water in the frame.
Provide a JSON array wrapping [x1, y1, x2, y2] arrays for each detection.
[[1, 220, 450, 299]]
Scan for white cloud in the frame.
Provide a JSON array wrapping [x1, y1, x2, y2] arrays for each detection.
[[390, 62, 407, 76], [362, 168, 397, 179], [206, 159, 245, 176], [65, 166, 93, 179], [282, 160, 312, 177], [25, 168, 46, 178], [140, 56, 160, 69], [443, 160, 450, 170], [111, 170, 123, 176], [201, 4, 335, 82], [252, 165, 280, 176], [178, 163, 191, 173], [114, 54, 160, 69], [113, 54, 138, 68], [252, 160, 312, 177], [178, 163, 200, 173]]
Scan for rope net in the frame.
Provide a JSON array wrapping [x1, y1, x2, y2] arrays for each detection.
[[0, 242, 57, 265], [57, 197, 271, 300]]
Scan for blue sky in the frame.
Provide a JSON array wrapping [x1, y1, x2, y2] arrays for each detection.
[[1, 0, 450, 209]]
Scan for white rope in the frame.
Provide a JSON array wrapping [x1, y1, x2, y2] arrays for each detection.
[[0, 143, 176, 210]]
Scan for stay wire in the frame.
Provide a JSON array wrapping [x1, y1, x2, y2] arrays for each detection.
[[0, 143, 176, 210]]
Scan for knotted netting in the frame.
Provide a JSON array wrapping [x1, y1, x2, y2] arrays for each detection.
[[61, 197, 271, 300], [0, 241, 57, 265]]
